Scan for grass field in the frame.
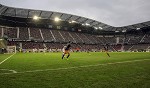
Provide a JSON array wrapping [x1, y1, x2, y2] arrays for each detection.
[[0, 52, 150, 88]]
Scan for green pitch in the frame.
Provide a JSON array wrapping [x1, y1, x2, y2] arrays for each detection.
[[0, 52, 150, 88]]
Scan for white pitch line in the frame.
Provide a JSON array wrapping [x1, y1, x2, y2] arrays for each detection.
[[0, 53, 16, 65], [0, 69, 17, 73], [0, 59, 150, 75]]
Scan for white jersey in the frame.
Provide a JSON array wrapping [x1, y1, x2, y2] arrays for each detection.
[[62, 46, 67, 52]]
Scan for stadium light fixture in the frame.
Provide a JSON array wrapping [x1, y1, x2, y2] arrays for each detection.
[[99, 27, 103, 29], [94, 27, 98, 30], [122, 30, 126, 32], [85, 23, 90, 26], [136, 28, 140, 30], [82, 24, 85, 26], [115, 31, 119, 33], [54, 17, 61, 22], [69, 20, 76, 23], [33, 16, 40, 20], [72, 20, 76, 23]]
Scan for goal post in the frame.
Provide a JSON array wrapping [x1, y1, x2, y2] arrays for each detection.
[[7, 46, 16, 53], [0, 38, 16, 54]]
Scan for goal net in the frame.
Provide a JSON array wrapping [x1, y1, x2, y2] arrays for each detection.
[[7, 46, 16, 53]]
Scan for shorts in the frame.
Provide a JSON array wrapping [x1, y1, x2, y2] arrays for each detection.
[[64, 50, 70, 54]]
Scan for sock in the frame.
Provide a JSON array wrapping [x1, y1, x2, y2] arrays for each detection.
[[67, 54, 70, 58], [107, 53, 110, 57], [62, 54, 65, 59]]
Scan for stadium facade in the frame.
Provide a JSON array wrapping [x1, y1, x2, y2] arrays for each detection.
[[0, 4, 150, 53]]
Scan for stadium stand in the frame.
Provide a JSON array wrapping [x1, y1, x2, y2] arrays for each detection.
[[96, 36, 105, 44], [112, 44, 123, 51], [29, 28, 42, 40], [59, 31, 74, 43], [1, 25, 148, 52], [77, 33, 92, 44], [69, 32, 83, 43], [0, 26, 148, 52], [7, 41, 19, 47], [130, 44, 149, 51], [126, 34, 143, 44], [3, 27, 17, 39], [115, 35, 125, 44], [0, 4, 149, 52], [41, 28, 54, 41], [51, 30, 64, 42], [45, 43, 63, 49], [86, 34, 98, 44], [22, 42, 44, 49], [19, 27, 29, 40], [142, 33, 150, 43], [92, 36, 102, 44], [104, 36, 116, 44], [123, 44, 134, 51]]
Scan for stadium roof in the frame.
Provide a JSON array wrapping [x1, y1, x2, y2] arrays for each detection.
[[0, 4, 150, 32]]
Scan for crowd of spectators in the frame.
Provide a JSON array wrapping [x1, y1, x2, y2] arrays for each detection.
[[0, 26, 149, 52]]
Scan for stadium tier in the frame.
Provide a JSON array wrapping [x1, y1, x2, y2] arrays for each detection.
[[0, 26, 149, 52], [19, 27, 29, 40]]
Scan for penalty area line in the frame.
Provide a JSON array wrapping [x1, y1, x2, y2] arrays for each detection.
[[0, 59, 150, 75], [0, 69, 17, 74], [0, 53, 16, 65]]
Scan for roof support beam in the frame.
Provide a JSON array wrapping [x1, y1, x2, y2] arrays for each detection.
[[39, 11, 42, 17], [48, 12, 53, 19], [89, 20, 95, 24], [107, 27, 113, 31], [46, 12, 53, 23], [59, 14, 63, 18], [92, 23, 100, 27], [80, 18, 89, 24], [114, 28, 118, 31], [27, 10, 30, 18], [74, 17, 81, 21], [1, 7, 9, 15], [65, 15, 73, 21], [100, 24, 107, 27], [14, 8, 16, 17]]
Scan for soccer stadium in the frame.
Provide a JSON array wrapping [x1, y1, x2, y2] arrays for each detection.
[[0, 1, 150, 88]]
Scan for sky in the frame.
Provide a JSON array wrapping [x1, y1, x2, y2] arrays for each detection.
[[0, 0, 150, 27]]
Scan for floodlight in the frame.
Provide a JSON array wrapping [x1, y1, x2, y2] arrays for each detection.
[[99, 27, 103, 29], [122, 30, 126, 32], [33, 16, 40, 20], [72, 20, 76, 23], [54, 17, 61, 22], [115, 31, 119, 32], [136, 28, 140, 30], [69, 20, 76, 23], [85, 23, 90, 26], [94, 27, 98, 30]]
